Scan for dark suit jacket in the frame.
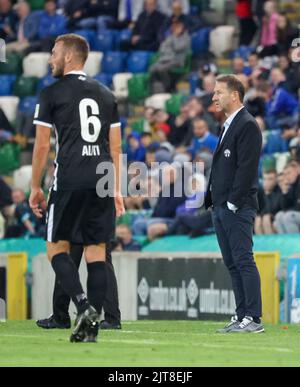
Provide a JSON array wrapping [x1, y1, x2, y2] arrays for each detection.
[[204, 107, 262, 210], [132, 10, 166, 51]]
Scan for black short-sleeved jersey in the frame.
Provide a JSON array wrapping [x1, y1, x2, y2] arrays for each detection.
[[33, 71, 120, 191]]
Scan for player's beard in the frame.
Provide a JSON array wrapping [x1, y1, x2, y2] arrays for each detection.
[[52, 57, 66, 78]]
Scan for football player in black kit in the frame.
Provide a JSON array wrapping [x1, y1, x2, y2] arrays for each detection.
[[29, 34, 125, 343]]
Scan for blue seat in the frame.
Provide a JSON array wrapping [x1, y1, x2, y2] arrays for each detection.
[[264, 130, 289, 154], [188, 73, 199, 95], [191, 27, 211, 55], [93, 29, 115, 52], [127, 51, 152, 73], [115, 28, 132, 49], [0, 75, 16, 96], [102, 51, 127, 74], [231, 45, 255, 61], [73, 29, 97, 49], [18, 96, 38, 115], [37, 75, 56, 92], [93, 73, 112, 87]]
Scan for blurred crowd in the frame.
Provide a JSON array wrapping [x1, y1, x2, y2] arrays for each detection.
[[0, 0, 300, 246]]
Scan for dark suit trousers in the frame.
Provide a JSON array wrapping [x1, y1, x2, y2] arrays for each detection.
[[212, 205, 262, 320], [53, 244, 121, 324]]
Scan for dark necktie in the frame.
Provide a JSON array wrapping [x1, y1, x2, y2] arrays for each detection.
[[216, 125, 226, 150]]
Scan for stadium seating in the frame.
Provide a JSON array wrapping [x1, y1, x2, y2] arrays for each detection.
[[113, 73, 133, 99], [231, 45, 255, 61], [0, 143, 21, 175], [0, 75, 16, 96], [93, 73, 113, 87], [128, 73, 150, 104], [13, 76, 38, 98], [18, 96, 38, 115], [127, 51, 152, 74], [28, 0, 45, 11], [115, 29, 132, 50], [165, 94, 184, 115], [101, 51, 127, 75], [83, 52, 103, 77], [209, 25, 235, 57], [13, 165, 33, 193], [0, 52, 23, 76], [188, 72, 199, 95], [93, 29, 116, 52], [145, 93, 172, 110], [0, 96, 20, 123], [264, 130, 289, 154], [191, 28, 211, 56], [37, 75, 56, 92], [275, 152, 291, 173], [23, 53, 50, 78], [73, 29, 97, 49]]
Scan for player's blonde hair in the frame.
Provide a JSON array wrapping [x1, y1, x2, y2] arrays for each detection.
[[55, 33, 89, 65]]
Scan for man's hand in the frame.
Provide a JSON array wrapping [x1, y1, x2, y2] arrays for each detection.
[[29, 187, 47, 218], [114, 193, 125, 218]]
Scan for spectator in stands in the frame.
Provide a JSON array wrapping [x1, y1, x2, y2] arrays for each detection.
[[6, 188, 44, 238], [160, 0, 188, 37], [275, 161, 300, 233], [246, 80, 268, 118], [251, 0, 267, 36], [0, 0, 18, 42], [140, 132, 154, 148], [276, 12, 298, 55], [6, 1, 39, 53], [266, 68, 299, 128], [158, 0, 190, 17], [248, 52, 260, 74], [195, 73, 216, 109], [121, 0, 166, 51], [270, 66, 290, 92], [185, 96, 219, 141], [26, 0, 67, 54], [0, 177, 13, 221], [125, 132, 146, 162], [148, 174, 212, 240], [257, 0, 279, 58], [232, 57, 251, 76], [115, 224, 142, 251], [132, 164, 186, 236], [278, 53, 300, 97], [63, 0, 89, 29], [152, 109, 175, 142], [124, 174, 159, 210], [118, 0, 144, 24], [235, 0, 257, 46], [168, 100, 190, 147], [188, 118, 218, 159], [255, 170, 282, 234], [254, 78, 298, 129], [149, 17, 190, 93], [65, 0, 119, 30]]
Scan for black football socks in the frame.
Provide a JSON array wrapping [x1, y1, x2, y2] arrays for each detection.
[[87, 262, 107, 315], [51, 253, 89, 314]]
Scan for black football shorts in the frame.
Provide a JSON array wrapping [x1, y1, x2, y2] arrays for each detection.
[[46, 189, 115, 245]]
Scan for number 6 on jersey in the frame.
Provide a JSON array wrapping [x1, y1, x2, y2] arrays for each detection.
[[79, 98, 102, 143]]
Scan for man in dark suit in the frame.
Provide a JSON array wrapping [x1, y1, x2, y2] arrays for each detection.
[[205, 74, 264, 333]]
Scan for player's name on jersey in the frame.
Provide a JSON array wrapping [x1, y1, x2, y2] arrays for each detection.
[[82, 145, 101, 156]]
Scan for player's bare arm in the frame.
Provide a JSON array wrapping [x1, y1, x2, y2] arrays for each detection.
[[29, 124, 51, 218], [109, 125, 125, 218]]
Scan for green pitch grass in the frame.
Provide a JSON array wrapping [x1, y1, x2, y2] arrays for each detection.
[[1, 321, 300, 367]]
